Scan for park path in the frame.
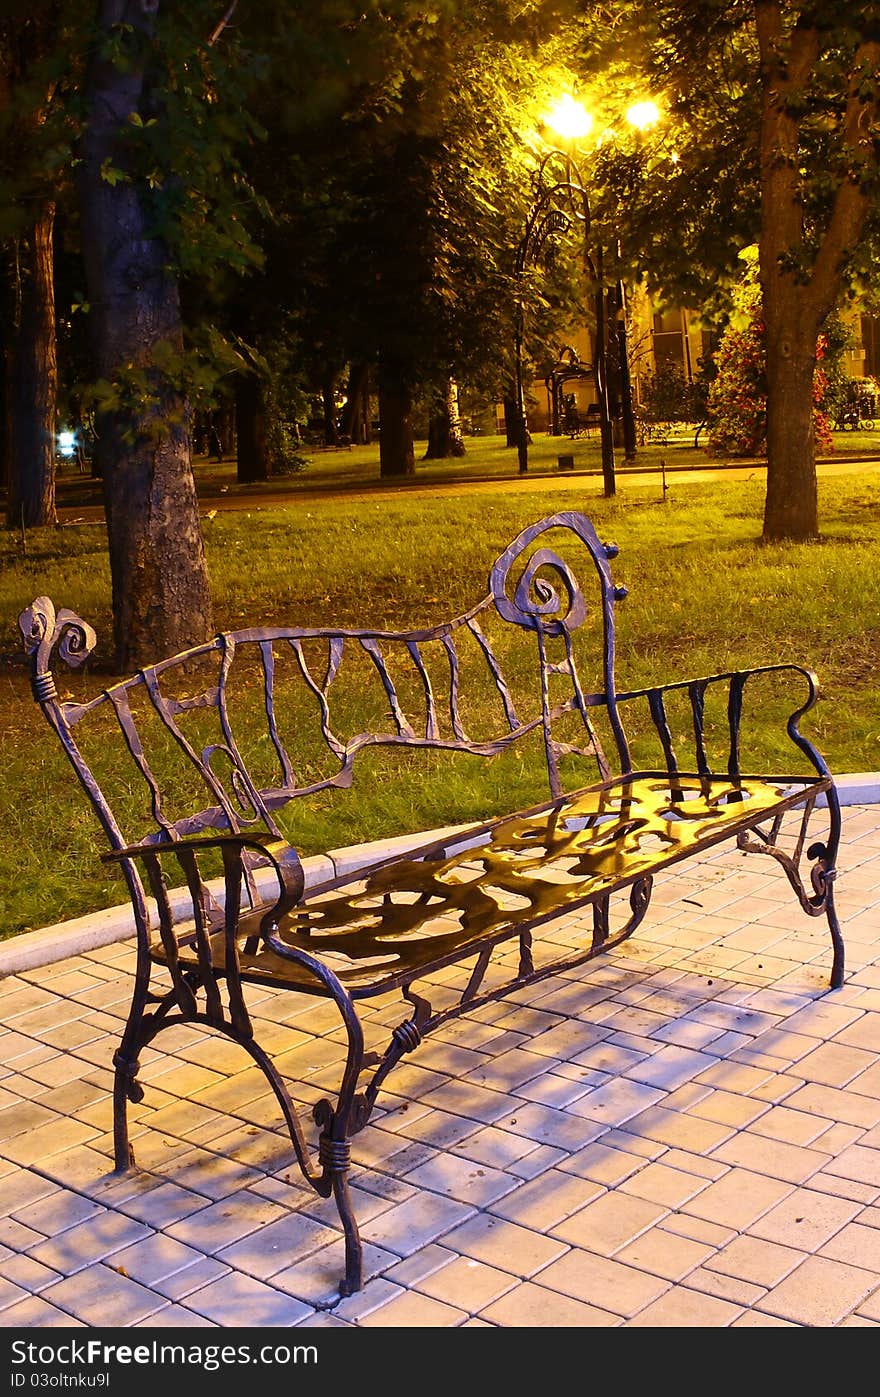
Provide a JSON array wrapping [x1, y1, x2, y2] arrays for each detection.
[[54, 452, 880, 527]]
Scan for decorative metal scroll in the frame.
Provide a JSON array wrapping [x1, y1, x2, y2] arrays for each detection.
[[489, 511, 630, 795], [19, 596, 96, 704]]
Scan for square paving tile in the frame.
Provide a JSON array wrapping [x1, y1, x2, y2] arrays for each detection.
[[755, 1254, 880, 1326], [436, 1212, 568, 1279], [41, 1264, 168, 1326], [536, 1247, 669, 1318], [181, 1270, 313, 1326]]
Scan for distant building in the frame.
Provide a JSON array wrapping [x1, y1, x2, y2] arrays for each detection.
[[499, 286, 879, 437]]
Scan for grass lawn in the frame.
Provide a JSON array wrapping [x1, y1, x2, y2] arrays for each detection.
[[2, 453, 880, 939], [50, 425, 880, 510]]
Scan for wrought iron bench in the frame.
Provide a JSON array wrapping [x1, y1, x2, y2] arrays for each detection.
[[20, 510, 844, 1300]]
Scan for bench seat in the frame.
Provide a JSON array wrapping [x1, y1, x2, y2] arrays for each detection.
[[159, 771, 830, 997]]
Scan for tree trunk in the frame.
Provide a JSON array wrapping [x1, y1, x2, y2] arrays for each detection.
[[502, 393, 519, 448], [340, 362, 370, 444], [217, 402, 235, 457], [192, 409, 209, 455], [378, 375, 414, 477], [235, 374, 269, 481], [1, 259, 12, 494], [756, 8, 880, 539], [78, 0, 213, 671], [321, 372, 338, 446], [423, 379, 465, 459], [757, 9, 820, 541], [6, 201, 57, 528], [762, 324, 818, 539]]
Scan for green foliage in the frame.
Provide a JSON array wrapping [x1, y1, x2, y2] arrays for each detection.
[[0, 3, 91, 239], [262, 340, 310, 474], [639, 361, 704, 423], [78, 328, 258, 445], [92, 6, 267, 281], [240, 4, 596, 410], [575, 3, 880, 316]]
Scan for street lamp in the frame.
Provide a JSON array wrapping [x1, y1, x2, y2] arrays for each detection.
[[513, 146, 592, 475], [513, 104, 622, 490], [540, 96, 618, 495], [512, 92, 662, 487], [613, 100, 660, 464]]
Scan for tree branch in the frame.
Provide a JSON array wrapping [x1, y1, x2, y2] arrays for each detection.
[[208, 0, 238, 46], [809, 36, 880, 315]]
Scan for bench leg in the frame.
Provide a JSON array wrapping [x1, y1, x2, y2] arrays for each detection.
[[592, 877, 653, 952], [819, 867, 845, 990], [738, 798, 845, 990], [317, 1126, 364, 1295], [334, 1168, 364, 1297], [827, 879, 845, 990], [112, 1066, 138, 1171], [111, 951, 154, 1172], [806, 794, 845, 989]]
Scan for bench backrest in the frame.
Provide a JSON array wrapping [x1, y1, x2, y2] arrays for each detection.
[[21, 513, 632, 865]]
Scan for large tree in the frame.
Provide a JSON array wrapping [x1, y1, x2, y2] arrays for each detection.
[[0, 3, 80, 528], [77, 0, 266, 668], [756, 3, 880, 538], [584, 1, 880, 540]]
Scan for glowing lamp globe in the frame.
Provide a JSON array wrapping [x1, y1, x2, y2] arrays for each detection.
[[543, 94, 593, 142], [626, 100, 660, 131]]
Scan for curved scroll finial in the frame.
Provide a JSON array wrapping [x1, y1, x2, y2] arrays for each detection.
[[490, 511, 625, 635], [19, 596, 97, 703]]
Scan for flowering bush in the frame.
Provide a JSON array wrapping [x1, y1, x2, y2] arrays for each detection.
[[706, 317, 836, 457], [812, 336, 834, 453], [705, 250, 840, 457], [706, 315, 767, 456]]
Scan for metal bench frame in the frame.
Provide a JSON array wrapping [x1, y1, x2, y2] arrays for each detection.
[[21, 510, 844, 1299]]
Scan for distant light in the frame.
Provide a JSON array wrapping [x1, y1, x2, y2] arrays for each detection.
[[58, 430, 77, 457], [543, 94, 593, 142], [626, 100, 661, 131]]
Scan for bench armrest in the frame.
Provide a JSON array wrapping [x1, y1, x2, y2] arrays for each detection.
[[103, 831, 305, 938], [615, 661, 819, 704], [610, 662, 830, 782]]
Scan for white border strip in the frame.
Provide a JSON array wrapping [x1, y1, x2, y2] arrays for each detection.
[[3, 774, 878, 976]]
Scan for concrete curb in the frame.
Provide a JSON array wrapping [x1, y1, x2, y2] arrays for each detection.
[[0, 823, 473, 976], [3, 773, 878, 976]]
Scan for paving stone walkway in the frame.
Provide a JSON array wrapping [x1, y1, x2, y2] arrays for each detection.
[[1, 805, 880, 1329]]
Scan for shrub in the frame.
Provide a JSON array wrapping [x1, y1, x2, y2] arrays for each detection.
[[705, 263, 841, 456]]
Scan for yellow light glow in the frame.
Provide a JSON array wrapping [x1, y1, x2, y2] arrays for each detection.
[[543, 94, 593, 142], [626, 100, 661, 130]]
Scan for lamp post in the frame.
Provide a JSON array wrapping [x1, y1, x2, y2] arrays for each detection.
[[514, 159, 620, 490], [608, 239, 638, 464], [513, 95, 618, 492], [512, 160, 580, 474], [513, 93, 662, 484], [613, 100, 661, 465]]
